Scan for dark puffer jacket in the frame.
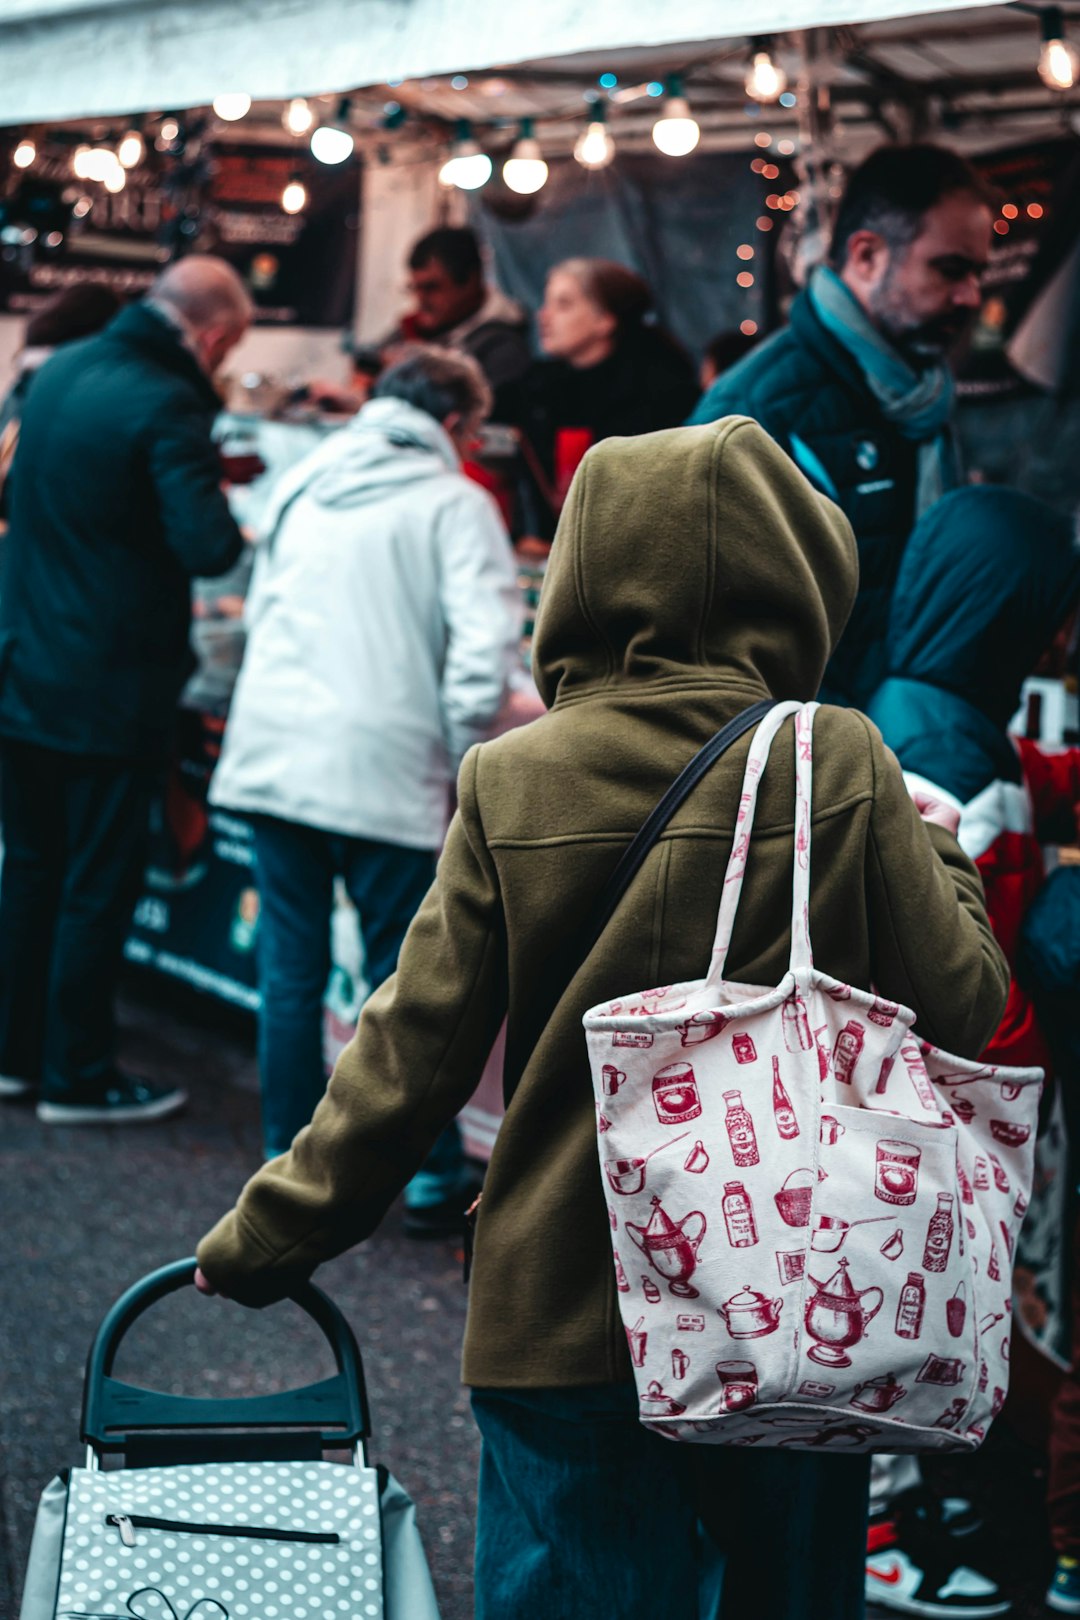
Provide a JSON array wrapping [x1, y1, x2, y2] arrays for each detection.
[[688, 289, 921, 708], [0, 303, 243, 759]]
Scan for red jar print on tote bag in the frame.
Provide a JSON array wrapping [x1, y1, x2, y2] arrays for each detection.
[[584, 701, 1043, 1451]]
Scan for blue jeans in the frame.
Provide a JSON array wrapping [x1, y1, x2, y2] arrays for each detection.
[[251, 816, 463, 1203], [471, 1384, 869, 1620]]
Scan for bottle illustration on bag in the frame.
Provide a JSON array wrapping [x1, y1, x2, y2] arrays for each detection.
[[613, 1250, 630, 1292], [947, 1282, 967, 1338], [833, 1020, 865, 1084], [957, 1162, 974, 1205], [922, 1193, 955, 1273], [772, 1057, 800, 1140], [626, 1196, 707, 1299], [722, 1181, 759, 1247], [652, 1062, 703, 1125], [895, 1271, 926, 1339], [723, 1089, 760, 1167], [988, 1153, 1010, 1194], [782, 993, 813, 1053], [642, 1275, 662, 1304]]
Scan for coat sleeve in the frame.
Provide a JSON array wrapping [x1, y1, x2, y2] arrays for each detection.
[[146, 402, 245, 578], [858, 713, 1010, 1056], [437, 486, 521, 764], [196, 747, 509, 1303]]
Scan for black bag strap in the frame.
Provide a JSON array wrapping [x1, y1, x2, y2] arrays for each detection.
[[582, 697, 779, 953], [501, 697, 778, 1109]]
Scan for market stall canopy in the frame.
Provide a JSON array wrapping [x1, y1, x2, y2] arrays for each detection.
[[0, 0, 1006, 125]]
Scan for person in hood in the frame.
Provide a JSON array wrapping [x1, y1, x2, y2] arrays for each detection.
[[864, 485, 1080, 1620], [387, 226, 531, 422], [209, 346, 520, 1219], [516, 257, 700, 540], [690, 144, 993, 709], [196, 418, 1007, 1620]]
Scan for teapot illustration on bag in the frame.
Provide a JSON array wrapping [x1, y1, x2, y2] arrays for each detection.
[[626, 1196, 707, 1299], [717, 1284, 784, 1340]]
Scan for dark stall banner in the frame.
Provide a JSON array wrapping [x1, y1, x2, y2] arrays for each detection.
[[125, 708, 260, 1010], [0, 140, 358, 327], [959, 138, 1080, 400]]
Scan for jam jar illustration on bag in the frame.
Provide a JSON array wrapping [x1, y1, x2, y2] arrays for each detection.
[[772, 1057, 800, 1140], [895, 1271, 926, 1339], [922, 1193, 955, 1273], [722, 1181, 759, 1247], [833, 1020, 865, 1085], [626, 1196, 707, 1299], [732, 1032, 757, 1065], [652, 1062, 703, 1125], [723, 1089, 760, 1167]]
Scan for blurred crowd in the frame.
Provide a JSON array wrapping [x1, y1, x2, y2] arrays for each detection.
[[1, 135, 1079, 1620]]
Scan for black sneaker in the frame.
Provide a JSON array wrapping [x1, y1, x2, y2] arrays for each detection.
[[36, 1073, 187, 1125], [867, 1491, 1011, 1617], [403, 1180, 483, 1241]]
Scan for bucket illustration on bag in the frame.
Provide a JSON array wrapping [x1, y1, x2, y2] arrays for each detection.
[[626, 1197, 706, 1298], [775, 1168, 815, 1227]]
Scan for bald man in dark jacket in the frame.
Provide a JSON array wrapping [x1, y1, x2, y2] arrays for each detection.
[[0, 257, 250, 1123]]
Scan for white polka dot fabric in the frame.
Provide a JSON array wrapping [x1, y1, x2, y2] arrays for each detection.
[[55, 1461, 384, 1619]]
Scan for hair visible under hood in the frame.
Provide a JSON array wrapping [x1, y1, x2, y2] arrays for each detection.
[[883, 485, 1080, 730], [531, 417, 858, 708]]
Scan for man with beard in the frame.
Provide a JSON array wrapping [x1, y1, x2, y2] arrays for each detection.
[[689, 144, 992, 708]]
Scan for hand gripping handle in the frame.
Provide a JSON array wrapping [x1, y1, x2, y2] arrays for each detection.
[[81, 1258, 370, 1452]]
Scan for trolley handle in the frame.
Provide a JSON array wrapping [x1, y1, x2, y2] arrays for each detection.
[[82, 1258, 370, 1452]]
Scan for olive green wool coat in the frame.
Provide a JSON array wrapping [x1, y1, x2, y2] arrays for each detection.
[[198, 418, 1008, 1388]]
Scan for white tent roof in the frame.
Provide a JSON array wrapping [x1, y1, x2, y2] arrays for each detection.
[[0, 0, 1006, 125]]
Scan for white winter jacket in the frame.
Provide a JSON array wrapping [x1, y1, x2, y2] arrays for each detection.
[[209, 397, 520, 849]]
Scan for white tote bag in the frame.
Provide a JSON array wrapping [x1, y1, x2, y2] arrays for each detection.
[[582, 700, 1042, 1452]]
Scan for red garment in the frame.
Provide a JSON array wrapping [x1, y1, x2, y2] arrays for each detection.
[[963, 738, 1080, 1073], [1050, 1215, 1080, 1555]]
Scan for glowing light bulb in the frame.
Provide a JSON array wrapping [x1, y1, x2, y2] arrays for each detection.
[[160, 119, 180, 143], [502, 126, 548, 195], [213, 93, 252, 122], [652, 96, 700, 157], [103, 164, 126, 194], [282, 177, 307, 214], [1039, 34, 1079, 89], [117, 130, 144, 169], [439, 147, 492, 190], [439, 122, 492, 189], [574, 119, 615, 169], [310, 123, 355, 165], [283, 98, 314, 135], [746, 50, 787, 103], [13, 139, 36, 169]]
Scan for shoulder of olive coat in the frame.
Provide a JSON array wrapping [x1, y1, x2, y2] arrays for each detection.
[[198, 419, 1007, 1389]]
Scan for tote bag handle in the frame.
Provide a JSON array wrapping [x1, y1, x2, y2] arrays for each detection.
[[708, 701, 818, 988]]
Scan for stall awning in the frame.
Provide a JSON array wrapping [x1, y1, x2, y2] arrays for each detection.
[[0, 0, 1005, 125]]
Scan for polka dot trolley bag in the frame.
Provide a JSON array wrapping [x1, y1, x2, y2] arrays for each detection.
[[18, 1261, 441, 1620], [582, 701, 1043, 1453]]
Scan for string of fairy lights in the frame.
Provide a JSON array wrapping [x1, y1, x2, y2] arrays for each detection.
[[4, 6, 1079, 239]]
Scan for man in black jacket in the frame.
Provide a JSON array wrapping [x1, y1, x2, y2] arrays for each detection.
[[690, 144, 992, 708], [0, 256, 251, 1123]]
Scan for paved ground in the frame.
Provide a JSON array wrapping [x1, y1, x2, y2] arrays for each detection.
[[0, 970, 1060, 1620], [0, 972, 479, 1620]]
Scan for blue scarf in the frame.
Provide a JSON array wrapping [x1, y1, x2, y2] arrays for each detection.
[[808, 266, 959, 515]]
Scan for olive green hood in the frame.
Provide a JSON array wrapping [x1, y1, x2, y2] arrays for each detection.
[[533, 417, 858, 708]]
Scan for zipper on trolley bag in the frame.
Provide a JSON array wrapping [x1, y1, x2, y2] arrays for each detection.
[[106, 1513, 342, 1548]]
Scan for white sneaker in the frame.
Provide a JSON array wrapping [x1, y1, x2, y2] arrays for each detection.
[[0, 1073, 34, 1098]]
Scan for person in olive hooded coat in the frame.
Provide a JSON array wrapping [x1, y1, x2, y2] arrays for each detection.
[[197, 418, 1007, 1620]]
